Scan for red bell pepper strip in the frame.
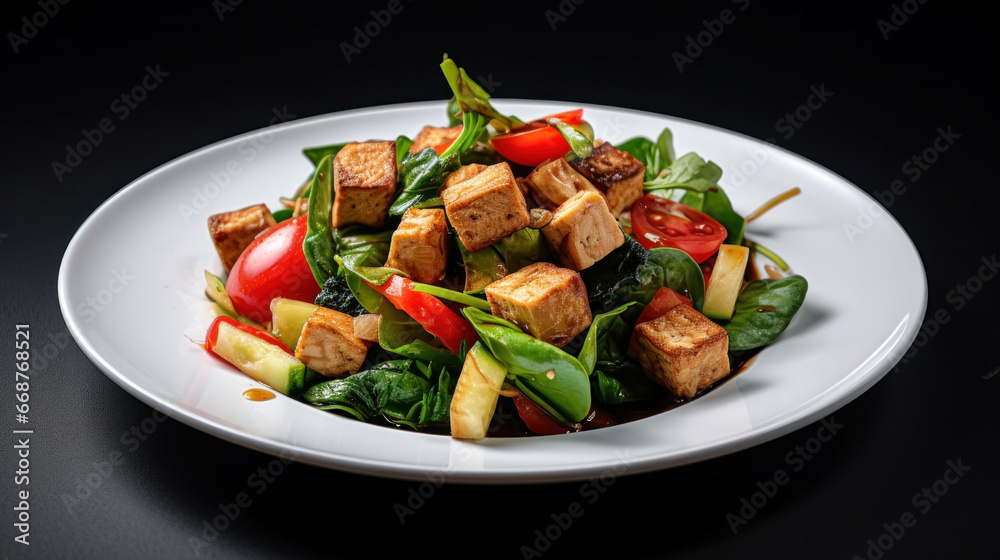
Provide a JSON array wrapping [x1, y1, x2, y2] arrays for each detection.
[[366, 275, 479, 356], [204, 315, 294, 358]]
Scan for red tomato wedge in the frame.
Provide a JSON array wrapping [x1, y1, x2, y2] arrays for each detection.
[[365, 275, 479, 356], [204, 316, 294, 357], [513, 393, 572, 435], [627, 287, 692, 357], [489, 109, 586, 167], [630, 194, 728, 263], [225, 214, 321, 323]]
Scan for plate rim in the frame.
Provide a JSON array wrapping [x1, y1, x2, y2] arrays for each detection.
[[57, 99, 928, 483]]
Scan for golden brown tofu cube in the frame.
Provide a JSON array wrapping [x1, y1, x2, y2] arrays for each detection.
[[332, 141, 397, 228], [441, 162, 530, 252], [569, 143, 645, 217], [294, 308, 370, 377], [634, 304, 730, 398], [384, 207, 449, 284], [525, 158, 604, 211], [440, 163, 488, 192], [207, 204, 277, 272], [542, 191, 625, 270], [409, 125, 463, 154], [484, 262, 592, 347]]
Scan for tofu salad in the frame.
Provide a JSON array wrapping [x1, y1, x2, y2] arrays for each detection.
[[199, 57, 808, 438]]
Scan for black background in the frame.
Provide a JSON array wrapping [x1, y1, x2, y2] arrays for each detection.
[[2, 0, 998, 558]]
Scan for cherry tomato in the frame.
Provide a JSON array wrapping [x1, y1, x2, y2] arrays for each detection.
[[225, 214, 321, 323], [513, 394, 572, 435], [489, 109, 586, 167], [630, 194, 728, 263]]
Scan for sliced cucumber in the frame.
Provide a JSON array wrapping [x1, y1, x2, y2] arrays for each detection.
[[450, 342, 508, 440], [703, 244, 750, 321], [270, 298, 320, 350], [213, 321, 306, 397], [205, 270, 235, 312]]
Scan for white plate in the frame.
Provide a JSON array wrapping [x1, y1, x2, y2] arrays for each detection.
[[58, 100, 926, 483]]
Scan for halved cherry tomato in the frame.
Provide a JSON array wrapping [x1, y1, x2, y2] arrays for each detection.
[[489, 109, 586, 167], [513, 393, 571, 435], [630, 194, 728, 263], [627, 287, 692, 357], [204, 316, 294, 357], [225, 214, 321, 323], [365, 275, 479, 356]]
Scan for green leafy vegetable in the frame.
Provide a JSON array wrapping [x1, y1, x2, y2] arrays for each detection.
[[549, 119, 593, 160], [446, 96, 463, 126], [314, 273, 367, 316], [334, 226, 394, 312], [395, 135, 413, 165], [591, 362, 667, 405], [492, 227, 552, 273], [271, 208, 293, 223], [680, 187, 746, 245], [458, 242, 507, 292], [378, 301, 461, 369], [303, 359, 454, 430], [389, 110, 488, 215], [614, 247, 705, 310], [578, 303, 638, 375], [440, 58, 522, 130], [579, 234, 648, 312], [724, 275, 808, 351], [303, 142, 348, 167], [462, 307, 591, 423], [617, 128, 676, 181], [302, 155, 337, 286], [409, 282, 491, 312]]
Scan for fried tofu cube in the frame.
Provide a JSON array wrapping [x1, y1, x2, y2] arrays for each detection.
[[542, 191, 625, 270], [208, 204, 277, 272], [441, 162, 530, 252], [634, 304, 730, 398], [484, 262, 592, 347], [440, 163, 488, 192], [332, 141, 397, 228], [294, 308, 370, 377], [384, 207, 449, 284], [409, 125, 463, 154], [569, 143, 645, 217], [525, 158, 604, 210]]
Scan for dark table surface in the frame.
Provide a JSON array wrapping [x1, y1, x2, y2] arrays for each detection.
[[2, 1, 997, 558]]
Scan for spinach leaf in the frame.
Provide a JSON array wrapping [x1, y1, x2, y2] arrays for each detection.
[[614, 247, 705, 310], [303, 359, 454, 430], [302, 155, 337, 286], [440, 58, 522, 130], [446, 96, 463, 126], [389, 110, 488, 216], [315, 273, 367, 316], [493, 227, 552, 273], [591, 362, 667, 405], [395, 135, 413, 165], [549, 119, 593, 159], [462, 307, 591, 423], [335, 226, 394, 312], [578, 302, 638, 375], [725, 275, 808, 351], [616, 128, 676, 180], [656, 128, 676, 168], [680, 187, 746, 245], [271, 208, 293, 223], [303, 142, 348, 167], [579, 234, 648, 312], [458, 241, 507, 292], [378, 300, 461, 369]]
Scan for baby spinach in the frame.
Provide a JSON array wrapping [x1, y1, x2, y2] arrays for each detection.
[[614, 247, 705, 310], [579, 234, 648, 312], [303, 142, 349, 167], [378, 301, 461, 370], [462, 308, 591, 423], [458, 242, 507, 292], [493, 227, 552, 273], [303, 359, 454, 430], [389, 110, 487, 216], [334, 226, 394, 312], [440, 58, 522, 130], [724, 275, 808, 351], [577, 303, 638, 375], [591, 362, 667, 405], [549, 119, 593, 160], [314, 273, 367, 317], [617, 128, 676, 180], [395, 135, 413, 165], [302, 155, 337, 286], [681, 188, 746, 246]]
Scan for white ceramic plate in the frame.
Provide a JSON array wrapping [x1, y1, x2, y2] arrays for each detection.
[[58, 100, 926, 483]]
